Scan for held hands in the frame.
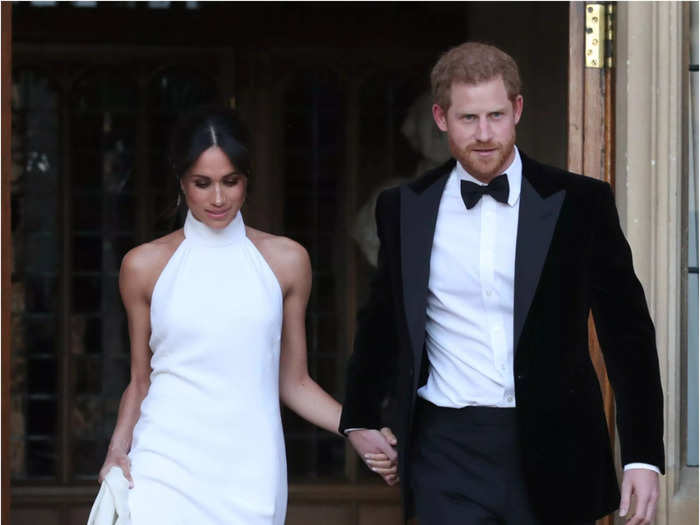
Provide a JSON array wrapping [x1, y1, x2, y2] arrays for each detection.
[[619, 468, 659, 525], [348, 427, 399, 486], [98, 446, 134, 488]]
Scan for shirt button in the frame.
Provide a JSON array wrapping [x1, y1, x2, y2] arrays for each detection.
[[506, 395, 514, 403], [485, 289, 492, 297]]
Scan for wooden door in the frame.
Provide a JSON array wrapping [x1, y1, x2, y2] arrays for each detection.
[[2, 3, 13, 524], [568, 4, 616, 525]]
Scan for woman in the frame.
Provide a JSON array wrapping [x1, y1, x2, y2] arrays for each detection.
[[98, 109, 397, 525]]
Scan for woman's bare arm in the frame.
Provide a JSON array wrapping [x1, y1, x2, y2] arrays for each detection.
[[272, 239, 343, 435], [98, 234, 181, 484]]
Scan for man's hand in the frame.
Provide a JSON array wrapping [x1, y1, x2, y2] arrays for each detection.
[[619, 468, 659, 524], [348, 427, 399, 486]]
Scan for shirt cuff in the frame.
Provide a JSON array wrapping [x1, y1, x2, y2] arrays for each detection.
[[624, 463, 661, 474]]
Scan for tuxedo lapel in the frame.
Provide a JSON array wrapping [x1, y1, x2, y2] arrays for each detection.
[[400, 161, 453, 370], [513, 172, 565, 352]]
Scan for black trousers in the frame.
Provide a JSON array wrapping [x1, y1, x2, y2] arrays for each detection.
[[409, 398, 593, 525]]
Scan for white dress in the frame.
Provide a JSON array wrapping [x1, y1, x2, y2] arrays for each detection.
[[128, 210, 286, 525]]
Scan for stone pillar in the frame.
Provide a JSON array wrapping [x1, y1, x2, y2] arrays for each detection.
[[615, 2, 697, 524]]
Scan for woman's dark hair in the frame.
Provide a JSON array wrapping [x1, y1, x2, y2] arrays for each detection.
[[167, 107, 251, 225]]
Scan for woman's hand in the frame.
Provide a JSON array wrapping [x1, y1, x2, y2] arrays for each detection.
[[98, 447, 134, 488], [364, 427, 400, 486]]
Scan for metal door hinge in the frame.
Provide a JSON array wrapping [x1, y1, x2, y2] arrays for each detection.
[[585, 3, 615, 69]]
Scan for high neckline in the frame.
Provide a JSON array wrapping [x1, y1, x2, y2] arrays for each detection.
[[184, 210, 246, 246]]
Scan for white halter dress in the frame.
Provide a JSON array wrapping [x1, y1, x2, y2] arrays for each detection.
[[128, 210, 286, 525]]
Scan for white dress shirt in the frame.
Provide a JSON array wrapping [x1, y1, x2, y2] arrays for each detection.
[[417, 149, 521, 408]]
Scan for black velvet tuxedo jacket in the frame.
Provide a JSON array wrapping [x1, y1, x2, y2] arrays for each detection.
[[339, 152, 665, 524]]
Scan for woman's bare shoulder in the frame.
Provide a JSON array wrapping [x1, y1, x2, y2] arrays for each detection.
[[247, 227, 308, 263], [121, 229, 185, 291], [246, 227, 310, 290]]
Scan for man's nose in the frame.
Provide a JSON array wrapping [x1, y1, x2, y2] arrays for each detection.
[[475, 117, 492, 142]]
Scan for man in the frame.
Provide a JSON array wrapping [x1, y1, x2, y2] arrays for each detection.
[[340, 42, 664, 525]]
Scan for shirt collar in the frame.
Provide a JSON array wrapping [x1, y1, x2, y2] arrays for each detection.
[[453, 146, 522, 207]]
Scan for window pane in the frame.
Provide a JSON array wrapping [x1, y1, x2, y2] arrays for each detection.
[[73, 235, 103, 272], [149, 67, 218, 115], [24, 232, 58, 272], [73, 193, 102, 232], [26, 439, 56, 479], [281, 71, 346, 479], [27, 358, 57, 394], [74, 71, 138, 113], [11, 69, 61, 480], [25, 316, 57, 356], [69, 69, 139, 481], [71, 315, 102, 355], [72, 397, 101, 440], [24, 275, 58, 314], [73, 356, 102, 396], [72, 439, 100, 478], [72, 276, 101, 313], [26, 399, 56, 436]]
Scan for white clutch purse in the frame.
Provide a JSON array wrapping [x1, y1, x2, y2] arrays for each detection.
[[86, 466, 132, 525]]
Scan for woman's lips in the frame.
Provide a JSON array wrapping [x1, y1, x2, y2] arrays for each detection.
[[206, 209, 230, 219]]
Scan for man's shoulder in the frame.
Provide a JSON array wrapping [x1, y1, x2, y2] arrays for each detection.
[[375, 158, 455, 213], [375, 185, 401, 218], [521, 152, 610, 197], [406, 158, 456, 194]]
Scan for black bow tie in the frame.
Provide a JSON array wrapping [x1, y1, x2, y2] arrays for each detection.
[[460, 174, 510, 210]]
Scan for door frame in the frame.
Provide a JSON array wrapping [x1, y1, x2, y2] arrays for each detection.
[[567, 4, 616, 525], [2, 3, 13, 524]]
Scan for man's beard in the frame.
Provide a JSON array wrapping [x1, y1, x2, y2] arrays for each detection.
[[451, 130, 516, 182]]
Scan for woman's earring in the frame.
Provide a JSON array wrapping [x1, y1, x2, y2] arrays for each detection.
[[176, 193, 182, 207]]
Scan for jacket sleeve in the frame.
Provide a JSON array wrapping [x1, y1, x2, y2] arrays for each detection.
[[590, 183, 665, 473], [339, 189, 400, 432]]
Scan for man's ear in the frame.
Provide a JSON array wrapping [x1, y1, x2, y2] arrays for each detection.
[[432, 103, 449, 132], [512, 95, 524, 126]]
